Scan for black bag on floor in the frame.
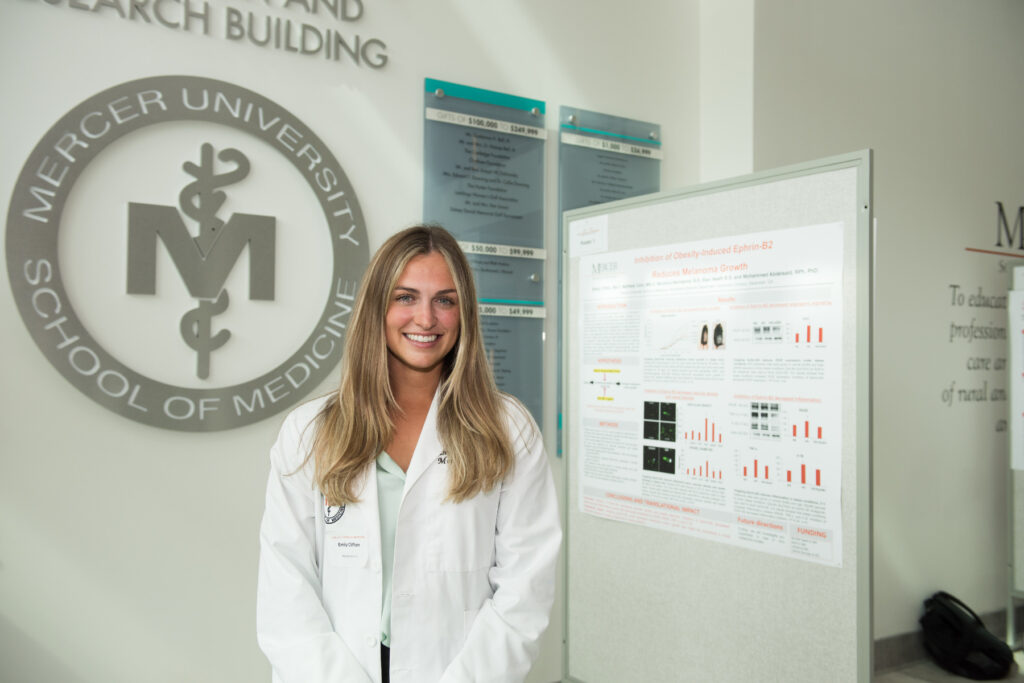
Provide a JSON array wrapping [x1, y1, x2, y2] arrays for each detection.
[[919, 591, 1014, 680]]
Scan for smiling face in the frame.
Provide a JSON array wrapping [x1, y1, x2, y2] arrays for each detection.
[[384, 251, 461, 383]]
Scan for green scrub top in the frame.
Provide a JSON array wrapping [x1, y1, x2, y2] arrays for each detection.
[[376, 451, 405, 648]]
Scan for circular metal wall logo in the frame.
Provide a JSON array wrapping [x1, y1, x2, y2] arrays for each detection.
[[5, 76, 368, 431]]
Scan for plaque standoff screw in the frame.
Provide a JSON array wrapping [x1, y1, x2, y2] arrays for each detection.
[[435, 88, 445, 98]]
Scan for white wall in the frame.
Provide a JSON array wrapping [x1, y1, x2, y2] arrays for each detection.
[[0, 1, 699, 681], [753, 0, 1024, 639], [699, 0, 753, 182]]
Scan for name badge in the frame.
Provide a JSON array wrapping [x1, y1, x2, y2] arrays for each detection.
[[324, 502, 369, 567]]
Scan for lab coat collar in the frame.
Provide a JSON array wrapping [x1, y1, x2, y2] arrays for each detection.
[[401, 386, 444, 499]]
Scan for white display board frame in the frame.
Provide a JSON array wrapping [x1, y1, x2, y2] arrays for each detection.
[[1007, 267, 1024, 645], [561, 150, 872, 682]]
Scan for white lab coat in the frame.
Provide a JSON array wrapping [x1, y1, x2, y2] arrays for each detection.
[[256, 390, 562, 683]]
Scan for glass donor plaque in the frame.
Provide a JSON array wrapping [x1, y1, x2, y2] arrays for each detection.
[[556, 106, 661, 451], [558, 106, 662, 212], [423, 78, 546, 423]]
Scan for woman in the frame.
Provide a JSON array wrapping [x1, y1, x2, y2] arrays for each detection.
[[256, 226, 561, 683]]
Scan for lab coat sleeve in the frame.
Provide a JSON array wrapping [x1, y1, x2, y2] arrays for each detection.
[[439, 402, 562, 683], [256, 404, 374, 683]]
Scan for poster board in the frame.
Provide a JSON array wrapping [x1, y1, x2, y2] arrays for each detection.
[[561, 151, 872, 681]]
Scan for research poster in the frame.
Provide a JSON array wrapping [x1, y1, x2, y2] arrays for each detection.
[[577, 222, 844, 566]]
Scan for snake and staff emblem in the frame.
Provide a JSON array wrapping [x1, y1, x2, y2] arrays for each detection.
[[126, 143, 277, 379]]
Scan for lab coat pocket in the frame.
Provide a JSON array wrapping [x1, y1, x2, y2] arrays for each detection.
[[323, 504, 370, 568]]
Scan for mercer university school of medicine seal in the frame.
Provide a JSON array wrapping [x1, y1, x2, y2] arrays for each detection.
[[5, 76, 369, 431]]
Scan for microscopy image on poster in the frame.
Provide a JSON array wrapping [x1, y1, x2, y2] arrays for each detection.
[[577, 222, 844, 566]]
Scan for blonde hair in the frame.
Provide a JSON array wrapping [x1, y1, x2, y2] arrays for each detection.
[[309, 225, 515, 504]]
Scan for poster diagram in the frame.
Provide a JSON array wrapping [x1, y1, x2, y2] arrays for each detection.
[[577, 223, 844, 566]]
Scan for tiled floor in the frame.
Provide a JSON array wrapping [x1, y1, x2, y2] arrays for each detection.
[[874, 651, 1024, 681]]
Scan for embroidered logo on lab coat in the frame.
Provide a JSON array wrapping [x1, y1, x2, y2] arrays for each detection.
[[324, 500, 346, 524], [437, 451, 448, 465]]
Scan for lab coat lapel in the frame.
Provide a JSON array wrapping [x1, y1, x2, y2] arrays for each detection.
[[401, 388, 443, 498]]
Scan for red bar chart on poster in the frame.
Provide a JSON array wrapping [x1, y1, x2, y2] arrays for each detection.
[[577, 222, 843, 566]]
